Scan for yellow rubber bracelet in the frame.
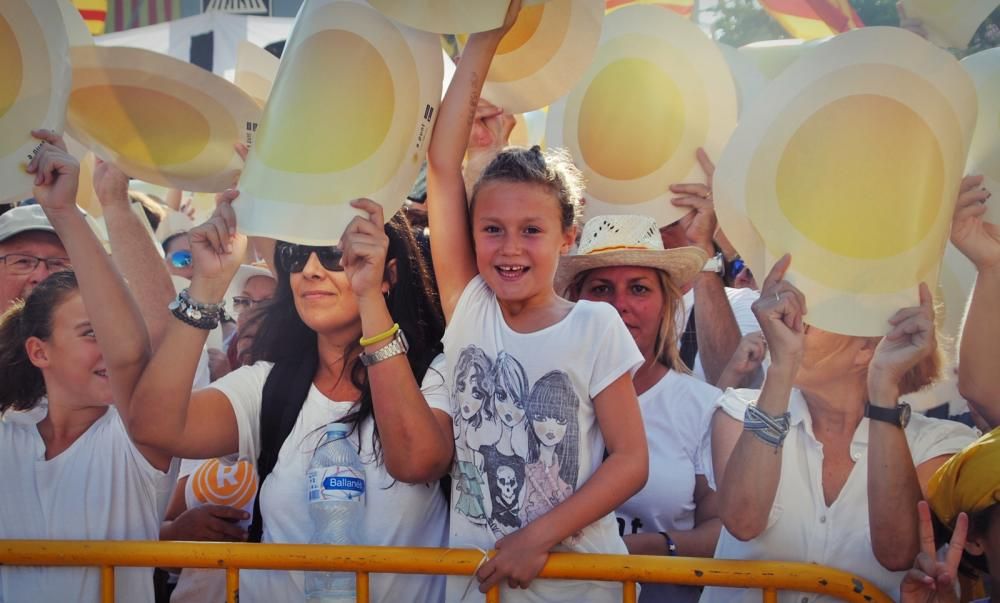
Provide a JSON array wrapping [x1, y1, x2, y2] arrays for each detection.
[[359, 323, 400, 347]]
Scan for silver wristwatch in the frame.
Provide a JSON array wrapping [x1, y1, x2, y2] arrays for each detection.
[[702, 252, 724, 274], [360, 330, 410, 367]]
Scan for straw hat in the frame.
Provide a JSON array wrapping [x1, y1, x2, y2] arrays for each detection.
[[555, 215, 707, 295]]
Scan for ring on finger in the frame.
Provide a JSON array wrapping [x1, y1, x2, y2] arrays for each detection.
[[774, 291, 780, 304]]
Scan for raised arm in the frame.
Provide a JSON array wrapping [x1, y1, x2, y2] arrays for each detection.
[[718, 255, 805, 540], [952, 175, 1000, 428], [128, 190, 245, 460], [865, 283, 935, 570], [426, 1, 521, 321], [26, 131, 168, 468], [93, 160, 177, 349], [669, 149, 745, 384], [341, 199, 454, 483]]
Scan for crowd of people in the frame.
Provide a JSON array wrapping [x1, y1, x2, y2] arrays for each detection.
[[2, 2, 1000, 602]]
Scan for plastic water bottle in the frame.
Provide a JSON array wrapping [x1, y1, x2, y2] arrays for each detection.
[[305, 423, 366, 603]]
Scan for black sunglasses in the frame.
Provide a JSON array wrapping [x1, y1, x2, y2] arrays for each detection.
[[275, 242, 344, 273]]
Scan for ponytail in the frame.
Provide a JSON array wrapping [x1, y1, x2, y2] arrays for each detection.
[[0, 271, 79, 413]]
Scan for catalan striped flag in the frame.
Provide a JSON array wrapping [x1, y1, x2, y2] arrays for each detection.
[[759, 0, 864, 39], [104, 0, 182, 33], [605, 0, 695, 18], [71, 0, 107, 35]]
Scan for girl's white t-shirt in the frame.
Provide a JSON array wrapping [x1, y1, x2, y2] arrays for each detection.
[[440, 276, 644, 603], [616, 370, 722, 603], [0, 405, 179, 603], [209, 358, 450, 603]]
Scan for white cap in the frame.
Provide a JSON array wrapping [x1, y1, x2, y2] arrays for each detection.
[[0, 205, 57, 244]]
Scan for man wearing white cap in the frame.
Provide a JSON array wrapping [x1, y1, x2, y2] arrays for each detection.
[[0, 204, 70, 311]]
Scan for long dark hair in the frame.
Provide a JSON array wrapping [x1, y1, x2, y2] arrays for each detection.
[[247, 212, 445, 458], [0, 271, 79, 413]]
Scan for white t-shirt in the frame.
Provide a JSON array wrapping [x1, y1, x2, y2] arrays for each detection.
[[700, 388, 978, 603], [0, 405, 178, 603], [209, 358, 450, 603], [680, 287, 760, 381], [616, 370, 722, 603], [441, 276, 644, 603]]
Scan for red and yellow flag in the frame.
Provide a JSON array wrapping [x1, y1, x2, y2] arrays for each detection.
[[759, 0, 864, 39], [605, 0, 695, 18], [71, 0, 107, 35]]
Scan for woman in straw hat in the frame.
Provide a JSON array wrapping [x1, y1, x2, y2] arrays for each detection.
[[557, 214, 719, 603], [702, 253, 978, 603], [899, 426, 1000, 603]]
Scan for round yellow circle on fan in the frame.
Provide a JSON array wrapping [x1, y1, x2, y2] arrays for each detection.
[[776, 94, 943, 260], [578, 57, 685, 181], [69, 86, 211, 166], [0, 15, 21, 119], [498, 3, 545, 55], [258, 30, 394, 174]]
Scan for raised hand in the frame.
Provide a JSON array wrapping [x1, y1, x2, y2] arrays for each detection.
[[93, 158, 130, 209], [668, 148, 718, 255], [26, 131, 79, 214], [499, 0, 524, 35], [728, 331, 767, 377], [751, 254, 807, 370], [951, 174, 1000, 271], [868, 283, 936, 404], [188, 189, 246, 288], [900, 501, 967, 603], [340, 199, 390, 302]]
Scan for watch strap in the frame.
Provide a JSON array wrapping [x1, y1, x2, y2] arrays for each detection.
[[360, 330, 409, 367], [865, 402, 908, 427]]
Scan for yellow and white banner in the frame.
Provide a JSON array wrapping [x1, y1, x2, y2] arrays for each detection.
[[236, 0, 442, 245], [546, 4, 737, 226], [0, 1, 71, 205], [66, 46, 261, 193], [715, 27, 977, 336]]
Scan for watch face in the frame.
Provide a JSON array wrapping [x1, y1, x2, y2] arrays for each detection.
[[899, 403, 912, 428]]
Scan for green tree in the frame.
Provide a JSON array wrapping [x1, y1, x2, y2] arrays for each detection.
[[710, 0, 787, 47]]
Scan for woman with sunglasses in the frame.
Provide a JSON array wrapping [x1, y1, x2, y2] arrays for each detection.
[[162, 231, 194, 280], [128, 193, 453, 603]]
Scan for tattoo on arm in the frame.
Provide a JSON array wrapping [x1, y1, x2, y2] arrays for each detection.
[[465, 72, 481, 128]]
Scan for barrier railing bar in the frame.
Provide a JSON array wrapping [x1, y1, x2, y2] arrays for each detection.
[[0, 541, 893, 603], [623, 580, 637, 602], [486, 584, 500, 603], [226, 567, 238, 603], [763, 587, 778, 603], [357, 571, 370, 603], [100, 565, 114, 603]]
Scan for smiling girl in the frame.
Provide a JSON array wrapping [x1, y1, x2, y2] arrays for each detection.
[[425, 2, 648, 601], [0, 135, 176, 603]]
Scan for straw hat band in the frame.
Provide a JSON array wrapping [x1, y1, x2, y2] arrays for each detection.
[[585, 244, 656, 254]]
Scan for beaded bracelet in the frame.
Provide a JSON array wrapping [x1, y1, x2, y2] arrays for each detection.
[[169, 288, 229, 330]]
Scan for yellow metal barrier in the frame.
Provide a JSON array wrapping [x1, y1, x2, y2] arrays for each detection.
[[0, 540, 894, 603]]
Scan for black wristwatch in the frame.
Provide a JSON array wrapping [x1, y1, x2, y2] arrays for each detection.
[[865, 402, 911, 428]]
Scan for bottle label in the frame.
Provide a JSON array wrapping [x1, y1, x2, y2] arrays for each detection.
[[307, 466, 365, 503]]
